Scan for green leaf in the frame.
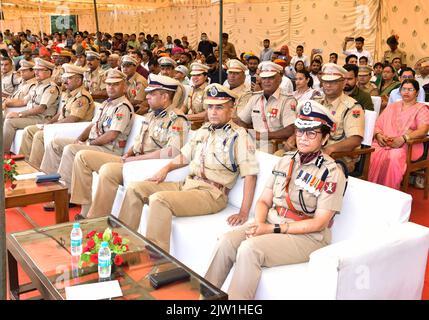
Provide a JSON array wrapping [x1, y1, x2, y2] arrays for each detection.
[[103, 227, 112, 242], [80, 252, 91, 263], [122, 238, 129, 245]]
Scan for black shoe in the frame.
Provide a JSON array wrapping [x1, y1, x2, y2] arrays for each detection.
[[43, 201, 78, 212], [43, 202, 55, 212]]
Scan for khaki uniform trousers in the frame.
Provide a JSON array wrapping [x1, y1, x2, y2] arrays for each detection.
[[41, 137, 116, 189], [118, 181, 228, 252], [70, 150, 122, 218], [3, 116, 43, 153], [19, 125, 45, 168], [204, 223, 331, 300]]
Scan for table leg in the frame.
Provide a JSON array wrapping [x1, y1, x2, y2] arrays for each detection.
[[54, 189, 69, 224], [8, 250, 20, 300]]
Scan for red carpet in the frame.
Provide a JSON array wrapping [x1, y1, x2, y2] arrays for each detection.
[[4, 187, 429, 300]]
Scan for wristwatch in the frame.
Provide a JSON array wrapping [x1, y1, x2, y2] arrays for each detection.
[[273, 224, 281, 234]]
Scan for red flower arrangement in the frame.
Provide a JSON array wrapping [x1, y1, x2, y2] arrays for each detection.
[[4, 156, 18, 186], [79, 227, 129, 268]]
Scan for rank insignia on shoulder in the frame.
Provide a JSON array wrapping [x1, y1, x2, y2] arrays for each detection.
[[116, 113, 124, 120], [352, 109, 361, 118], [324, 182, 337, 194]]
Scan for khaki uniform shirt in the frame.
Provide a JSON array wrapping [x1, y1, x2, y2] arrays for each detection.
[[58, 86, 95, 121], [319, 94, 365, 169], [89, 95, 134, 154], [238, 88, 297, 133], [126, 72, 148, 106], [223, 42, 237, 59], [11, 77, 37, 100], [52, 65, 64, 86], [358, 82, 379, 96], [132, 107, 189, 155], [2, 71, 21, 96], [23, 78, 61, 118], [181, 120, 259, 193], [84, 66, 106, 95], [265, 151, 346, 224], [185, 82, 208, 115], [230, 83, 252, 114], [383, 49, 407, 65]]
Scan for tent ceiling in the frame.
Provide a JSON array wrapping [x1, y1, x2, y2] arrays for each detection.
[[1, 0, 216, 12]]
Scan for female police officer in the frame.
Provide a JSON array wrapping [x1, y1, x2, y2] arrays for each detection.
[[204, 100, 347, 300]]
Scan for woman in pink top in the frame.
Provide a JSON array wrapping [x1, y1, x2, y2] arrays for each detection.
[[369, 79, 429, 189]]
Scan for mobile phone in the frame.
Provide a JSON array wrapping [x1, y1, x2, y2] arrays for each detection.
[[251, 76, 256, 84], [314, 48, 323, 54]]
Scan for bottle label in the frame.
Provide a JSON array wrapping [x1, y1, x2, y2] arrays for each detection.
[[71, 239, 82, 247], [98, 257, 111, 267]]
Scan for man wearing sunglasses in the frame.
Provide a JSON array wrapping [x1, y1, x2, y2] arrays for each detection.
[[318, 63, 365, 172], [3, 57, 60, 153]]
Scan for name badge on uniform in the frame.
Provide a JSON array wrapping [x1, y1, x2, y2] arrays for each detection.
[[252, 109, 260, 113], [272, 170, 287, 177]]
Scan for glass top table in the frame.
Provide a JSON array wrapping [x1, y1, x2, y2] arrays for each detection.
[[7, 215, 227, 300]]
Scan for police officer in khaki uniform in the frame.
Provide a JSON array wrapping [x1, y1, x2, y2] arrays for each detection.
[[3, 58, 60, 153], [1, 57, 21, 98], [84, 51, 107, 101], [20, 64, 95, 168], [204, 100, 347, 300], [318, 63, 365, 172], [158, 56, 186, 111], [70, 75, 190, 220], [236, 61, 297, 154], [158, 56, 177, 78], [357, 66, 379, 96], [2, 60, 37, 113], [51, 49, 73, 86], [182, 62, 210, 128], [41, 69, 134, 210], [117, 83, 259, 252], [383, 35, 407, 66], [120, 55, 149, 115], [223, 59, 252, 114]]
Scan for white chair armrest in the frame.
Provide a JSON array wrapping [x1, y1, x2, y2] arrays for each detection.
[[308, 222, 429, 299], [122, 159, 189, 186], [43, 122, 91, 148]]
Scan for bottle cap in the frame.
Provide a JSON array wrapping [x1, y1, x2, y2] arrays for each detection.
[[101, 241, 108, 248], [73, 222, 80, 228]]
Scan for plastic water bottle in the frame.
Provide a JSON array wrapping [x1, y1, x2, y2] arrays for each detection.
[[70, 222, 82, 256], [98, 241, 111, 279]]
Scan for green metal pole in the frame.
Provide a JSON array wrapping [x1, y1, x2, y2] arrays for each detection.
[[93, 0, 100, 35]]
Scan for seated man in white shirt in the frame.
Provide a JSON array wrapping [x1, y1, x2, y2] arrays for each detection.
[[309, 59, 322, 90], [388, 67, 426, 104], [290, 45, 310, 69]]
